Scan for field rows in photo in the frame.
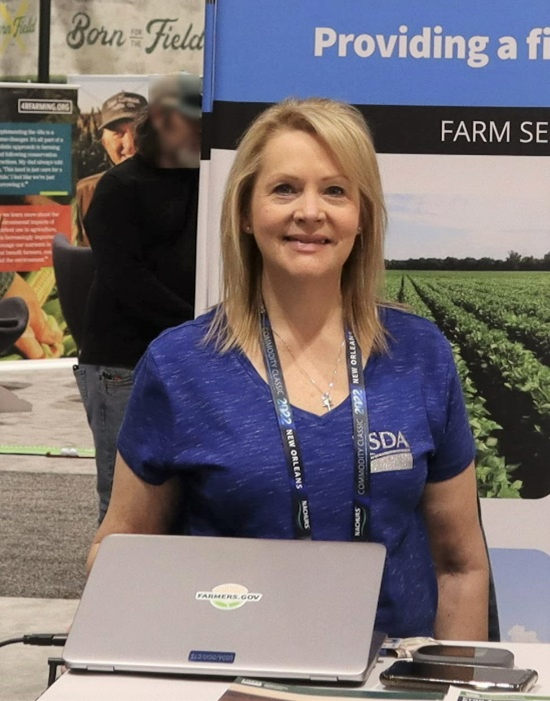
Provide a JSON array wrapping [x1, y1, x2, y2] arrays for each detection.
[[424, 281, 550, 366], [383, 270, 550, 499], [384, 274, 521, 498], [426, 275, 550, 343]]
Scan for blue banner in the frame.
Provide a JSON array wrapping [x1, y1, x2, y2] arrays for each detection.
[[197, 0, 550, 645], [214, 0, 550, 106]]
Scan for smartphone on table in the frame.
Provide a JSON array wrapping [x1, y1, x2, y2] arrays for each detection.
[[380, 660, 538, 692], [413, 644, 514, 668]]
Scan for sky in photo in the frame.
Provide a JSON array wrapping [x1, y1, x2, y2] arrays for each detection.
[[490, 548, 550, 643], [380, 154, 550, 260]]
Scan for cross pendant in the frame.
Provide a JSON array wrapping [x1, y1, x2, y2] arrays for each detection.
[[322, 393, 333, 411]]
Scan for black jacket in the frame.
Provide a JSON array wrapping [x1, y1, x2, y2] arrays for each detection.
[[79, 154, 198, 368]]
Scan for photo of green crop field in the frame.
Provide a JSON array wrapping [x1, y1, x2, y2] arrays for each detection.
[[384, 270, 550, 500]]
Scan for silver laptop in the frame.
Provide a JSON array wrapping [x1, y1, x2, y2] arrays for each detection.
[[63, 534, 386, 683]]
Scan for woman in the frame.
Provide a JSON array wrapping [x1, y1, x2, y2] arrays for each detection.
[[75, 74, 202, 523], [87, 98, 489, 639]]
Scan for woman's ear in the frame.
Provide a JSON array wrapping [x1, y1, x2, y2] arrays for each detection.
[[242, 220, 253, 235]]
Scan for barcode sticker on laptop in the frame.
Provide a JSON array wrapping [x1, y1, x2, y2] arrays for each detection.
[[188, 650, 236, 664]]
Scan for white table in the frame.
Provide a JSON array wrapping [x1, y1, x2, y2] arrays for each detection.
[[39, 643, 550, 700]]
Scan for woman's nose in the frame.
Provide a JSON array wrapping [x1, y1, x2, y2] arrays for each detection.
[[293, 190, 325, 223]]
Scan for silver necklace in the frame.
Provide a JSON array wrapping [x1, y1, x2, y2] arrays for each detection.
[[272, 330, 346, 411]]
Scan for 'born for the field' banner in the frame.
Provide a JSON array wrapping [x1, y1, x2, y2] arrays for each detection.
[[0, 0, 204, 78]]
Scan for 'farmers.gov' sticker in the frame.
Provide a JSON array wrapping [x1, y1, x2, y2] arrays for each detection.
[[195, 583, 263, 610]]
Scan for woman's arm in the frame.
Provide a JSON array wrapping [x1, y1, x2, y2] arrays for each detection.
[[422, 462, 490, 641], [86, 452, 182, 575]]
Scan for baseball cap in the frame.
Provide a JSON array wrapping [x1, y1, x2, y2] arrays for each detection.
[[99, 91, 148, 130], [149, 73, 202, 120]]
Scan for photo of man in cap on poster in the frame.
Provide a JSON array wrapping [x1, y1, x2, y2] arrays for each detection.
[[75, 91, 148, 246]]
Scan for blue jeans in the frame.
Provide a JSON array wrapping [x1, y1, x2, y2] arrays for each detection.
[[73, 364, 134, 524]]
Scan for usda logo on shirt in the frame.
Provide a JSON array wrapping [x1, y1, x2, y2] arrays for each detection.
[[195, 583, 263, 610]]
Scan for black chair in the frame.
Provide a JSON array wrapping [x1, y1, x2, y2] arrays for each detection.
[[478, 498, 501, 641], [0, 297, 32, 412], [0, 297, 28, 353], [52, 234, 96, 351], [488, 568, 500, 641]]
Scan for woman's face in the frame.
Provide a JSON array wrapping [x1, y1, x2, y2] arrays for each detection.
[[247, 129, 361, 283]]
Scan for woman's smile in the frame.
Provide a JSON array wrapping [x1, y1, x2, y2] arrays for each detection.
[[282, 232, 333, 253]]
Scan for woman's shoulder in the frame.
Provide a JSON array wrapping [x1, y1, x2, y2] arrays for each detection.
[[134, 311, 221, 381], [146, 309, 217, 365], [380, 305, 453, 363]]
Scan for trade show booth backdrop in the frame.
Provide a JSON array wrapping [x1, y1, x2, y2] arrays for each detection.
[[0, 0, 204, 360], [0, 76, 151, 360], [196, 0, 550, 643], [1, 0, 548, 644], [0, 83, 77, 358], [0, 0, 204, 78]]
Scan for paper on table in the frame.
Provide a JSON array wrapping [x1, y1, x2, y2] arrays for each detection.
[[445, 686, 550, 701], [383, 638, 439, 659], [217, 677, 445, 701]]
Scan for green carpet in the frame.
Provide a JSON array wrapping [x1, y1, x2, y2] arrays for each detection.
[[0, 445, 95, 458]]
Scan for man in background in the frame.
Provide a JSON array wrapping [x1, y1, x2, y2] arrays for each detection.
[[75, 74, 202, 523], [75, 91, 147, 246]]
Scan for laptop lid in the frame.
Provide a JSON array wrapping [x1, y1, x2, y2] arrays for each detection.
[[63, 534, 386, 683]]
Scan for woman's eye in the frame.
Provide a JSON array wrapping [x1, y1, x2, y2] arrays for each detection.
[[273, 183, 295, 195], [325, 185, 345, 196]]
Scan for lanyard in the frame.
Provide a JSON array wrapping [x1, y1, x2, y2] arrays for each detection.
[[260, 310, 371, 541]]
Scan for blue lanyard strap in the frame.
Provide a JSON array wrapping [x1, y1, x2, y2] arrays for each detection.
[[260, 310, 371, 542], [346, 329, 371, 542]]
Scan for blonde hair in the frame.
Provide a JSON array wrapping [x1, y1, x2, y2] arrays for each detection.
[[207, 97, 388, 354]]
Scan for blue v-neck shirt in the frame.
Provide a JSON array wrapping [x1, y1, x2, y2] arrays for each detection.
[[118, 307, 475, 638]]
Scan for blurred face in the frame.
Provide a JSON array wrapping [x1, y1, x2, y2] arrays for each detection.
[[151, 107, 201, 167], [101, 119, 136, 164], [247, 129, 361, 283]]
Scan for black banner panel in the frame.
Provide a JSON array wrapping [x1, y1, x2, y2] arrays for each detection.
[[206, 101, 550, 156]]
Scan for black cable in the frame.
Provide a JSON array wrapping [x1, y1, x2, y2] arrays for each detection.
[[48, 657, 65, 688], [0, 634, 67, 649], [0, 637, 24, 649], [25, 634, 67, 647]]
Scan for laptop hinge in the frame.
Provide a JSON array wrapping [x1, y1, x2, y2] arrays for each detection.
[[309, 675, 338, 682], [87, 665, 115, 672]]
